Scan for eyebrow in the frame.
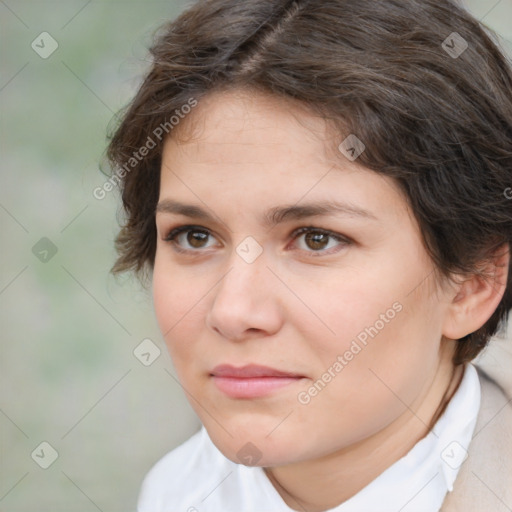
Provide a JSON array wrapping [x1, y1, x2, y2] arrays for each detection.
[[155, 199, 378, 227]]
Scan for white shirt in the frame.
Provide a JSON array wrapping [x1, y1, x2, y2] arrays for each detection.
[[138, 364, 481, 512]]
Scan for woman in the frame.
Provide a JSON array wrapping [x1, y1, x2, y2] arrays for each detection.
[[106, 0, 512, 510]]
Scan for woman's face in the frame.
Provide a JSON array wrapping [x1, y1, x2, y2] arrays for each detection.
[[153, 89, 455, 466]]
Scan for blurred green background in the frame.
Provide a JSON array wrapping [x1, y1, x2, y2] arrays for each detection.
[[0, 1, 511, 511]]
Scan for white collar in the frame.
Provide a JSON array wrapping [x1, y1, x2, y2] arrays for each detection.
[[257, 363, 481, 512]]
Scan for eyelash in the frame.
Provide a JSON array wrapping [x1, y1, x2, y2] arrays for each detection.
[[163, 225, 352, 257]]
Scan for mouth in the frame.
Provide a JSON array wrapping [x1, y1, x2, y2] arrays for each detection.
[[210, 364, 306, 399]]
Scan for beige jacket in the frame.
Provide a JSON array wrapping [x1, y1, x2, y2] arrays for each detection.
[[441, 333, 512, 511]]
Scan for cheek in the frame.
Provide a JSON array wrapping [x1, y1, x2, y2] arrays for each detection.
[[153, 270, 183, 335], [311, 244, 442, 365], [292, 264, 443, 427], [303, 292, 442, 439], [152, 260, 207, 355], [289, 267, 402, 359]]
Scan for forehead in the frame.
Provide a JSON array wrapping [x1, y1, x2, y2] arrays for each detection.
[[159, 88, 410, 224], [165, 88, 338, 166]]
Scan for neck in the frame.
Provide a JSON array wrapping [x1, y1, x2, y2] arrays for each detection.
[[264, 350, 464, 512]]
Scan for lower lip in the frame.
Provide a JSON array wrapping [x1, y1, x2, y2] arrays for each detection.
[[212, 376, 303, 398]]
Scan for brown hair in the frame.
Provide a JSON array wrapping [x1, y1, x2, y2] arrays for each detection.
[[106, 0, 512, 364]]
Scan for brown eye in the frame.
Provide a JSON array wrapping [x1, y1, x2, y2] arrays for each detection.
[[304, 232, 330, 250], [292, 227, 350, 254], [187, 230, 209, 248], [165, 226, 218, 251]]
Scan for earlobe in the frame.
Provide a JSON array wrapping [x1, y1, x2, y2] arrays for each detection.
[[442, 245, 510, 340]]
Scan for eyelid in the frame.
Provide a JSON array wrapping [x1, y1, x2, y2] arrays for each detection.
[[290, 226, 351, 241], [163, 224, 210, 242]]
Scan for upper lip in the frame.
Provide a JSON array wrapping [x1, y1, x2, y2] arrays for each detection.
[[210, 364, 303, 378]]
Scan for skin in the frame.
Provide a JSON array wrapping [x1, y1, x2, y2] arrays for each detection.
[[152, 88, 507, 511]]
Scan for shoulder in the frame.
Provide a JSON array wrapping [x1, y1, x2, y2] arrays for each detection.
[[441, 365, 512, 511]]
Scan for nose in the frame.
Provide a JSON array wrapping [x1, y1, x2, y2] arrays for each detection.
[[206, 256, 284, 341]]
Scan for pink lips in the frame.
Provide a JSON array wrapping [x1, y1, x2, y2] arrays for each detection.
[[210, 364, 304, 399]]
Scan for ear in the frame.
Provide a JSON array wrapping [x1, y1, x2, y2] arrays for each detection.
[[442, 244, 510, 340]]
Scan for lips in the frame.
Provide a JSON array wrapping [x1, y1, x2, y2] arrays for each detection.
[[210, 364, 305, 399], [211, 364, 303, 379]]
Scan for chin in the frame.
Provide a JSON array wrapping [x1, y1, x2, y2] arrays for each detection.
[[204, 419, 305, 467]]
